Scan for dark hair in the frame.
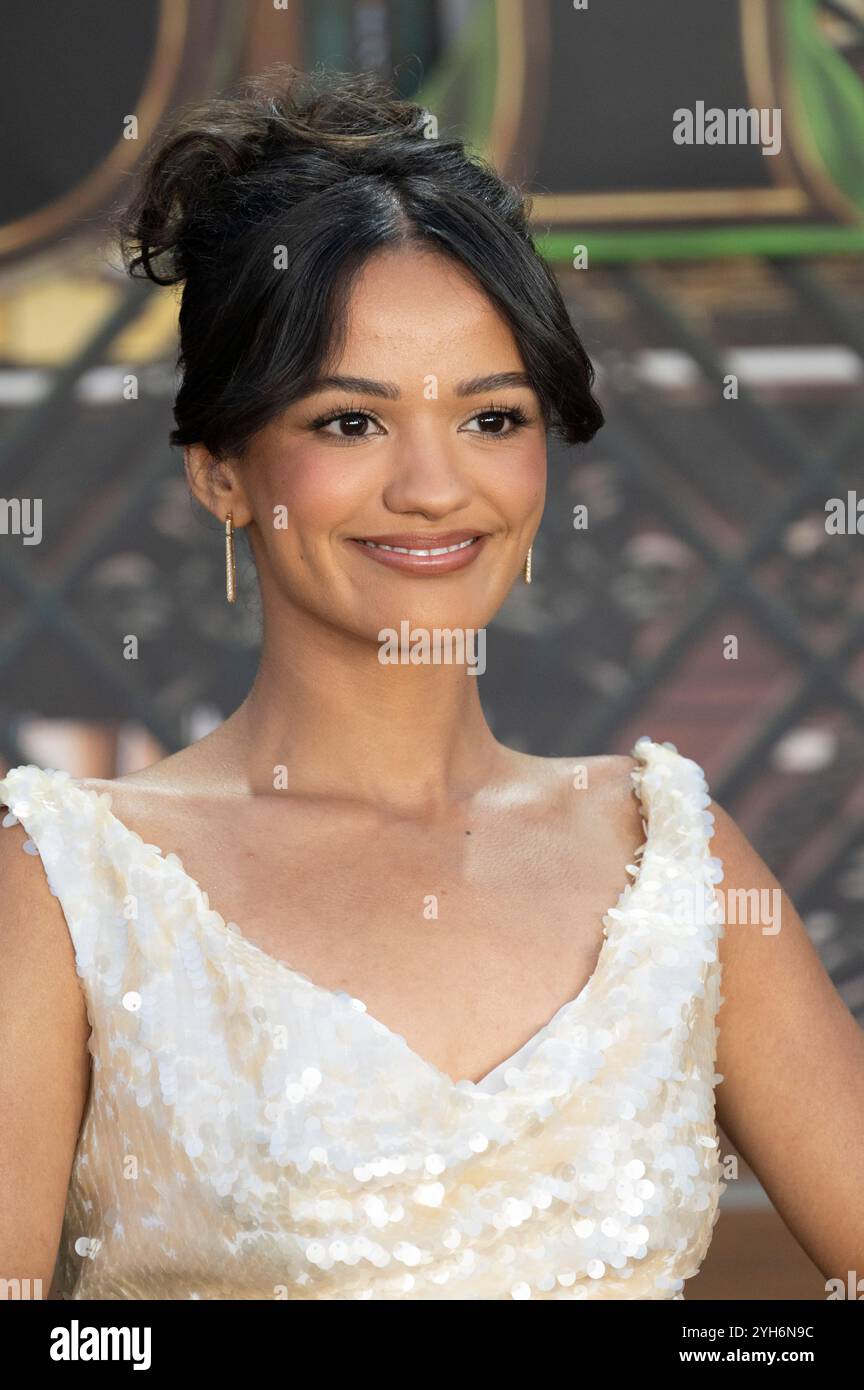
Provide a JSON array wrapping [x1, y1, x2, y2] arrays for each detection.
[[113, 63, 604, 460]]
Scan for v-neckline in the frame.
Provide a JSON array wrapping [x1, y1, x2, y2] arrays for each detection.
[[66, 745, 655, 1096]]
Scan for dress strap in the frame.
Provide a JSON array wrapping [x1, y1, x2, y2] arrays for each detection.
[[629, 735, 721, 870], [599, 736, 726, 1014]]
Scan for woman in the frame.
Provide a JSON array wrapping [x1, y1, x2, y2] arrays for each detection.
[[1, 66, 861, 1301]]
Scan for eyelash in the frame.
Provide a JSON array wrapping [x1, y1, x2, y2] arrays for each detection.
[[308, 400, 532, 441]]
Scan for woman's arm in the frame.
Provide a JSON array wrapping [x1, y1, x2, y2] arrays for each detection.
[[0, 821, 91, 1299], [711, 798, 864, 1278]]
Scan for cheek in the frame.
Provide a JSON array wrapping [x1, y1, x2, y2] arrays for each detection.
[[256, 446, 371, 529], [485, 439, 546, 514]]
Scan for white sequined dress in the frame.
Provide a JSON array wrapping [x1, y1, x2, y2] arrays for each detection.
[[0, 736, 726, 1299]]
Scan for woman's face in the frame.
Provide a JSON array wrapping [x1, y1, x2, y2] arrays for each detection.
[[192, 244, 547, 641]]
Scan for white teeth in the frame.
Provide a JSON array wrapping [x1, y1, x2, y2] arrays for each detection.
[[359, 537, 479, 555]]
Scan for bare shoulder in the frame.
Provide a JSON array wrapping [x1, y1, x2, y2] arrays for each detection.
[[704, 783, 859, 1077], [510, 748, 639, 785], [506, 748, 643, 838], [0, 811, 67, 925], [706, 794, 773, 886], [0, 805, 92, 1293], [548, 749, 641, 802], [76, 732, 229, 805], [0, 812, 89, 1027], [704, 792, 864, 1272]]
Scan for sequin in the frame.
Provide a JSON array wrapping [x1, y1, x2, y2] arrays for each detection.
[[0, 738, 726, 1300]]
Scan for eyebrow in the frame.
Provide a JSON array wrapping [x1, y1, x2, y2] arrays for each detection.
[[301, 371, 534, 400]]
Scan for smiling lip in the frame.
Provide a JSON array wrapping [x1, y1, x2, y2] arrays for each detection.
[[346, 529, 490, 574]]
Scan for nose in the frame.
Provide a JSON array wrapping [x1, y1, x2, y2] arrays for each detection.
[[380, 426, 474, 519]]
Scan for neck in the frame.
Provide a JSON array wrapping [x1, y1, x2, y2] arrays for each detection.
[[220, 609, 508, 815]]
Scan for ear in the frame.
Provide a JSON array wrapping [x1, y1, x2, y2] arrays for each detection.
[[183, 444, 252, 526]]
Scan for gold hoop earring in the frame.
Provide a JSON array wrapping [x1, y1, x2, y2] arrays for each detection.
[[523, 544, 533, 585], [225, 512, 236, 604]]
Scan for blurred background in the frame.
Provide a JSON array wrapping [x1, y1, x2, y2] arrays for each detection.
[[1, 0, 862, 1296]]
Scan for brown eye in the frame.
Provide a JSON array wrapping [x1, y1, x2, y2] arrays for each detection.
[[474, 412, 507, 433], [332, 413, 370, 436], [463, 406, 529, 435], [313, 408, 386, 440]]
